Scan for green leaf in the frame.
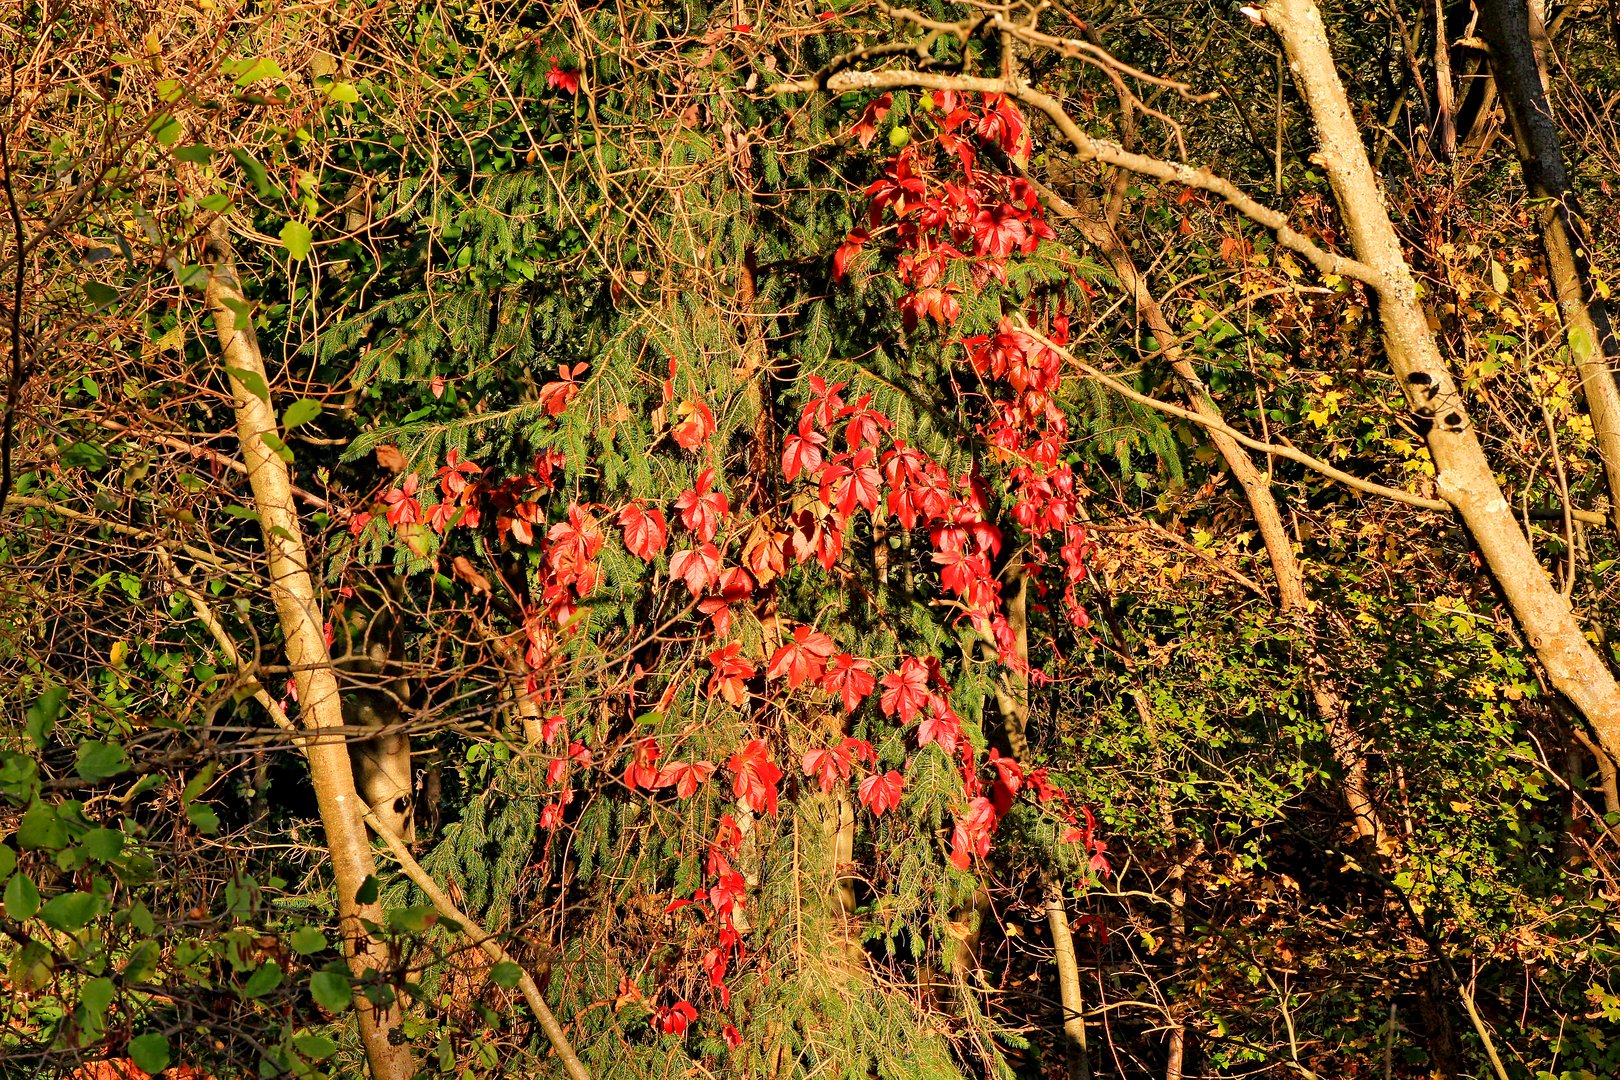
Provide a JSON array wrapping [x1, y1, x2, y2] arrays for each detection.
[[180, 762, 216, 805], [81, 976, 116, 1017], [488, 962, 524, 989], [81, 828, 124, 862], [198, 193, 232, 213], [280, 220, 313, 260], [17, 802, 67, 850], [150, 113, 183, 147], [260, 431, 295, 463], [75, 740, 130, 782], [0, 845, 15, 880], [230, 148, 274, 199], [173, 264, 209, 289], [282, 398, 323, 430], [60, 442, 108, 470], [354, 875, 379, 905], [222, 504, 262, 522], [221, 296, 254, 327], [24, 687, 67, 749], [82, 282, 119, 309], [385, 904, 436, 933], [225, 366, 271, 404], [4, 872, 40, 919], [128, 1033, 171, 1075], [289, 926, 328, 955], [309, 969, 353, 1013], [185, 801, 220, 835], [173, 144, 214, 164], [122, 939, 160, 983], [242, 960, 283, 998], [293, 1033, 338, 1060], [0, 753, 40, 803], [38, 890, 99, 932], [325, 81, 360, 103], [231, 56, 285, 86]]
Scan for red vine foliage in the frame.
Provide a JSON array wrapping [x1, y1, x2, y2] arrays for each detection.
[[352, 88, 1109, 1038]]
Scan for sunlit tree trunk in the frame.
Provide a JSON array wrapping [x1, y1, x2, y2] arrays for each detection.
[[1265, 0, 1620, 769], [202, 222, 414, 1080]]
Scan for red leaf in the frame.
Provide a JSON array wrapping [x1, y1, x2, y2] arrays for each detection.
[[654, 759, 717, 798], [547, 60, 580, 95], [818, 447, 881, 518], [879, 657, 930, 722], [383, 473, 422, 527], [781, 414, 826, 481], [706, 642, 756, 706], [656, 1000, 698, 1035], [674, 468, 729, 542], [818, 652, 875, 712], [801, 745, 854, 794], [832, 228, 869, 280], [727, 739, 783, 815], [917, 701, 962, 756], [618, 501, 668, 560], [766, 624, 837, 688], [671, 398, 716, 450], [669, 543, 721, 596], [858, 769, 904, 816], [850, 93, 893, 149]]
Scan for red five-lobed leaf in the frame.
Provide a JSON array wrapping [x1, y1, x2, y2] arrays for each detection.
[[858, 769, 905, 816], [766, 624, 837, 688]]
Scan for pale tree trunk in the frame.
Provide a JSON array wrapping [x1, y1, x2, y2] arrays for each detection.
[[1265, 0, 1620, 768], [1478, 0, 1620, 535], [201, 223, 414, 1080]]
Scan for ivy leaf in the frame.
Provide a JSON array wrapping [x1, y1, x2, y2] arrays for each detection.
[[81, 828, 124, 862], [82, 282, 119, 309], [59, 442, 107, 470], [231, 56, 285, 86], [280, 220, 314, 261], [186, 801, 220, 835], [354, 875, 379, 905], [225, 366, 271, 404], [310, 969, 353, 1013], [325, 82, 360, 103], [128, 1034, 171, 1075], [81, 977, 116, 1018], [75, 740, 130, 782]]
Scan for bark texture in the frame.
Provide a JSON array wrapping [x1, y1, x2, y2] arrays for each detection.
[[202, 224, 413, 1080], [1266, 0, 1620, 766], [1478, 0, 1620, 534]]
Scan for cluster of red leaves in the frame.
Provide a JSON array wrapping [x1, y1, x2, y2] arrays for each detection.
[[835, 89, 1095, 626], [349, 89, 1112, 1046]]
